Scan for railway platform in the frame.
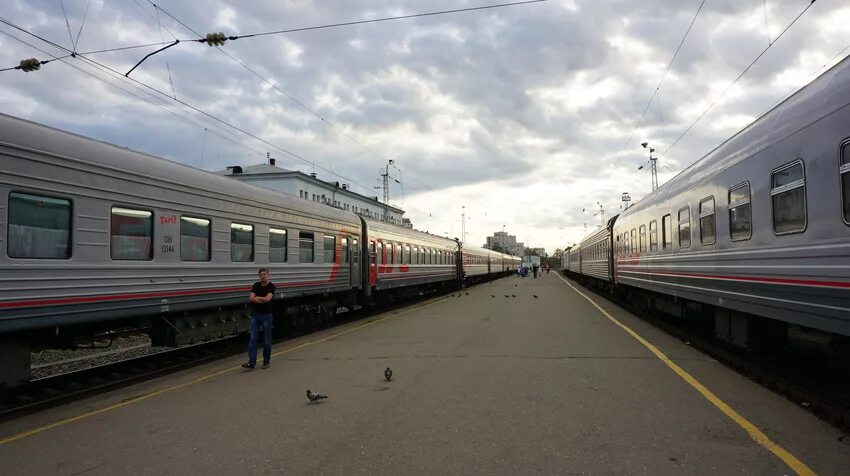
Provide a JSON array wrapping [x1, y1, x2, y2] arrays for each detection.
[[0, 273, 848, 475]]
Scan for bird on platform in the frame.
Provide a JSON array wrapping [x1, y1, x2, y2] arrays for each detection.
[[515, 284, 518, 288], [504, 295, 509, 298], [306, 389, 328, 403], [511, 294, 516, 298], [384, 367, 393, 381], [465, 292, 469, 295], [490, 295, 495, 298], [533, 295, 539, 299]]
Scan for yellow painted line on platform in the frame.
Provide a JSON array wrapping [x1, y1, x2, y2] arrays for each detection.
[[555, 273, 815, 476], [0, 296, 448, 446]]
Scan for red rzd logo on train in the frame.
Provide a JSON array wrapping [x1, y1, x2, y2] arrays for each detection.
[[160, 216, 177, 225]]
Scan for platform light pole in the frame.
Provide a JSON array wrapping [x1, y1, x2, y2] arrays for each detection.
[[621, 192, 631, 210], [461, 206, 466, 244], [640, 142, 658, 191]]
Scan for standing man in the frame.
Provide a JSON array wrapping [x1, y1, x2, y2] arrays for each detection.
[[243, 268, 275, 369], [532, 262, 539, 279]]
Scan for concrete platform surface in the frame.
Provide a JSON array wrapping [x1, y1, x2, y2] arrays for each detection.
[[1, 272, 848, 475]]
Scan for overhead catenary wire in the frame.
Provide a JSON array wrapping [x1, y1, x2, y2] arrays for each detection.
[[147, 1, 439, 194], [662, 0, 818, 156], [0, 27, 271, 166], [614, 0, 707, 166], [0, 16, 383, 198]]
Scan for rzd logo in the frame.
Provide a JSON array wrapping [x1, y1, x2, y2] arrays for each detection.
[[160, 216, 177, 225]]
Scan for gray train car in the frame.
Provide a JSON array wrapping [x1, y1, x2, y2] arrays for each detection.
[[364, 220, 459, 295], [579, 224, 614, 283], [567, 244, 581, 275], [461, 243, 499, 282], [0, 113, 365, 385], [613, 54, 850, 344], [501, 253, 522, 273]]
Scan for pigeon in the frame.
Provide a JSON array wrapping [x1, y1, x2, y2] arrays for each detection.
[[465, 292, 469, 295], [384, 367, 393, 381], [515, 284, 518, 288], [490, 295, 495, 298], [306, 389, 328, 403], [511, 294, 516, 298], [504, 295, 509, 298], [533, 294, 539, 299]]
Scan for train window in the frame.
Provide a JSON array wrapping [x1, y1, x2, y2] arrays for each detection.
[[630, 229, 636, 254], [370, 241, 376, 265], [323, 235, 336, 263], [639, 225, 647, 252], [396, 244, 402, 264], [8, 192, 72, 259], [376, 242, 383, 264], [699, 197, 716, 245], [180, 216, 211, 261], [112, 207, 153, 261], [678, 207, 691, 248], [404, 245, 411, 264], [649, 220, 658, 251], [230, 223, 254, 262], [771, 161, 806, 234], [268, 228, 288, 263], [341, 237, 349, 263], [840, 140, 850, 224], [299, 231, 314, 263], [421, 247, 425, 264], [728, 183, 752, 241], [662, 215, 672, 250], [7, 192, 71, 259]]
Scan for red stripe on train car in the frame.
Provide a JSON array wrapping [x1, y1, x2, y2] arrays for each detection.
[[618, 268, 850, 289], [0, 261, 345, 309]]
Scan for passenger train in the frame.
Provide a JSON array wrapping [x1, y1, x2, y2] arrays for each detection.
[[0, 113, 520, 388], [563, 54, 850, 352]]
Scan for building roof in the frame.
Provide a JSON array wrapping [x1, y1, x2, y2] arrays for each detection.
[[216, 162, 405, 214]]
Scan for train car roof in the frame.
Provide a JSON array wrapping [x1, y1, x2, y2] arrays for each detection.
[[364, 218, 458, 248], [0, 113, 360, 226]]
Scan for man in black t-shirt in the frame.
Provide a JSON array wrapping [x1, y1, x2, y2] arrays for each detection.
[[242, 268, 276, 369]]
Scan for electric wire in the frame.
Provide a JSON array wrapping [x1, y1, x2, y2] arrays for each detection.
[[662, 0, 817, 156], [147, 1, 438, 194], [615, 0, 707, 165]]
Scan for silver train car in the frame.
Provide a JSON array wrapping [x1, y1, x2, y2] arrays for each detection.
[[461, 243, 518, 283], [579, 224, 613, 284], [365, 219, 459, 296], [0, 113, 516, 388], [567, 53, 850, 349]]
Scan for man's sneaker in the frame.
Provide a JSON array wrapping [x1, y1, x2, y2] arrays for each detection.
[[241, 363, 255, 369], [261, 362, 270, 369]]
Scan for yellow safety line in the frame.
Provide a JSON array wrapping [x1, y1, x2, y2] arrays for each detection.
[[0, 296, 448, 446], [555, 273, 815, 476]]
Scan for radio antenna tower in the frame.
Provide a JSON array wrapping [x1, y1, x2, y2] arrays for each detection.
[[374, 159, 400, 222]]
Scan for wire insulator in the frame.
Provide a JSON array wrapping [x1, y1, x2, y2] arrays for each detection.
[[18, 58, 41, 72], [203, 32, 227, 46]]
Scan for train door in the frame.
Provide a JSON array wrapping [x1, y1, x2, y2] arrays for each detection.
[[349, 236, 360, 288], [369, 240, 377, 286]]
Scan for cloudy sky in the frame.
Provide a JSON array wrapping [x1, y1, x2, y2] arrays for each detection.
[[1, 0, 848, 253]]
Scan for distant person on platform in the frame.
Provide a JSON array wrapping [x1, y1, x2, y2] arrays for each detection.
[[533, 263, 539, 279], [546, 264, 551, 274], [243, 268, 275, 370]]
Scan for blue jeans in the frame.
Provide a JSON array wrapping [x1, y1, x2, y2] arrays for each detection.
[[247, 313, 273, 366]]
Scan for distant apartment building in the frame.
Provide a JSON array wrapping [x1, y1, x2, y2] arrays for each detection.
[[484, 231, 524, 256], [217, 158, 408, 226]]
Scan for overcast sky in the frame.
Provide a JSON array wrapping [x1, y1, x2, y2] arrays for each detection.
[[1, 0, 848, 253]]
